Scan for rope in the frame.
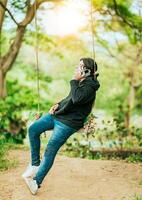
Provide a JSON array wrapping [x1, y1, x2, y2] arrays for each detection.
[[34, 3, 46, 138], [90, 0, 95, 60], [34, 2, 40, 113], [0, 28, 1, 68]]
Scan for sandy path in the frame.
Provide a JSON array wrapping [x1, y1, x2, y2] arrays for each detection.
[[0, 149, 142, 200]]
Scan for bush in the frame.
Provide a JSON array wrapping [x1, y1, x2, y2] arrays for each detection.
[[62, 108, 142, 161], [0, 78, 52, 144]]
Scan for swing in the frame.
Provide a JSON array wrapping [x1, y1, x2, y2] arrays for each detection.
[[32, 0, 96, 133], [27, 3, 46, 137], [34, 2, 41, 119], [79, 0, 96, 133]]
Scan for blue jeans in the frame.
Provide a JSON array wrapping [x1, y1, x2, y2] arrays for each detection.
[[28, 112, 79, 187]]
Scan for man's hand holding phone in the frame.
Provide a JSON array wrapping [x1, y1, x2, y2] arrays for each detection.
[[72, 66, 84, 81]]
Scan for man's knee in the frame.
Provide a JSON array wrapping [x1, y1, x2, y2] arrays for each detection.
[[28, 123, 38, 138], [47, 137, 66, 151]]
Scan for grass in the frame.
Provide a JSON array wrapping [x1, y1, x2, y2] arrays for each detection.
[[0, 140, 25, 171], [126, 154, 142, 163], [138, 180, 142, 186], [0, 157, 18, 171], [134, 195, 142, 200]]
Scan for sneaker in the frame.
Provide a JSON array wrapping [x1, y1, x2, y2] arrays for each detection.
[[22, 164, 39, 178], [23, 177, 38, 195]]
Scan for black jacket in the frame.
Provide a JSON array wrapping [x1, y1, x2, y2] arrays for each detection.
[[51, 75, 100, 130]]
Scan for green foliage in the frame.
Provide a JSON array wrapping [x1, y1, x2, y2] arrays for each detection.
[[93, 0, 142, 43], [126, 154, 142, 163], [112, 104, 142, 148], [95, 64, 129, 112], [62, 105, 142, 160], [114, 0, 142, 30], [24, 30, 56, 52], [0, 79, 33, 144], [0, 77, 52, 144], [64, 137, 101, 159], [63, 135, 142, 161], [135, 85, 142, 110], [92, 0, 109, 10], [8, 0, 28, 16]]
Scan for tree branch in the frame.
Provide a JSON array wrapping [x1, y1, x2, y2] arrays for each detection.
[[113, 0, 142, 32], [96, 35, 122, 63], [0, 0, 8, 30], [0, 1, 19, 26], [0, 0, 62, 28], [19, 0, 62, 26], [0, 0, 63, 72]]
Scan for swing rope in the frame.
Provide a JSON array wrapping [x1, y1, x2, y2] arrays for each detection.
[[34, 0, 95, 112], [83, 0, 96, 130], [90, 0, 95, 60], [34, 2, 40, 113], [34, 3, 46, 138], [33, 1, 95, 133]]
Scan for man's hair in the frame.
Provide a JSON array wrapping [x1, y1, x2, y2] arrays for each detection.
[[80, 57, 98, 77]]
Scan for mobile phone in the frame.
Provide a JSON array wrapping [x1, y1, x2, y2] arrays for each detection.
[[81, 67, 91, 77]]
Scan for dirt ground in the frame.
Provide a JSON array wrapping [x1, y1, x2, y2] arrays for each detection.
[[0, 149, 142, 200]]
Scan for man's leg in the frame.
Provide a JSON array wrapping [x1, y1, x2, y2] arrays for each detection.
[[33, 119, 78, 186], [28, 113, 54, 166]]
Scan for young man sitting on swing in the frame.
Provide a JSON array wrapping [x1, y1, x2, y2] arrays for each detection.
[[22, 57, 100, 195]]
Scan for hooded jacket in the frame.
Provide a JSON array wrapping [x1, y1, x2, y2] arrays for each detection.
[[51, 75, 100, 130]]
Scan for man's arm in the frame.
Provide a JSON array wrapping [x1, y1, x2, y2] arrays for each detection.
[[55, 101, 61, 106], [70, 79, 95, 105], [55, 97, 66, 106]]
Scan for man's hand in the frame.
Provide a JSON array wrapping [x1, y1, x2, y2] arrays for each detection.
[[72, 66, 84, 81], [49, 103, 59, 114], [35, 113, 41, 120]]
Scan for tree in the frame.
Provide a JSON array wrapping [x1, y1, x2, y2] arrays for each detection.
[[90, 0, 142, 126], [0, 0, 61, 99]]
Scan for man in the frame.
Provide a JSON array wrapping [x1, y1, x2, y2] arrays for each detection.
[[22, 58, 100, 195]]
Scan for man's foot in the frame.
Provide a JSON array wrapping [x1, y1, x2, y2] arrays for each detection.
[[23, 177, 38, 195], [22, 164, 39, 178]]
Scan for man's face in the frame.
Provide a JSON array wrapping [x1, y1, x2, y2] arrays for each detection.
[[73, 60, 86, 81], [75, 60, 85, 74]]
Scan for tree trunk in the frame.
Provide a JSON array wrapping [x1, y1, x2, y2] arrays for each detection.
[[1, 26, 26, 73], [0, 0, 8, 30], [0, 26, 25, 98], [0, 69, 6, 98], [125, 70, 136, 130]]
